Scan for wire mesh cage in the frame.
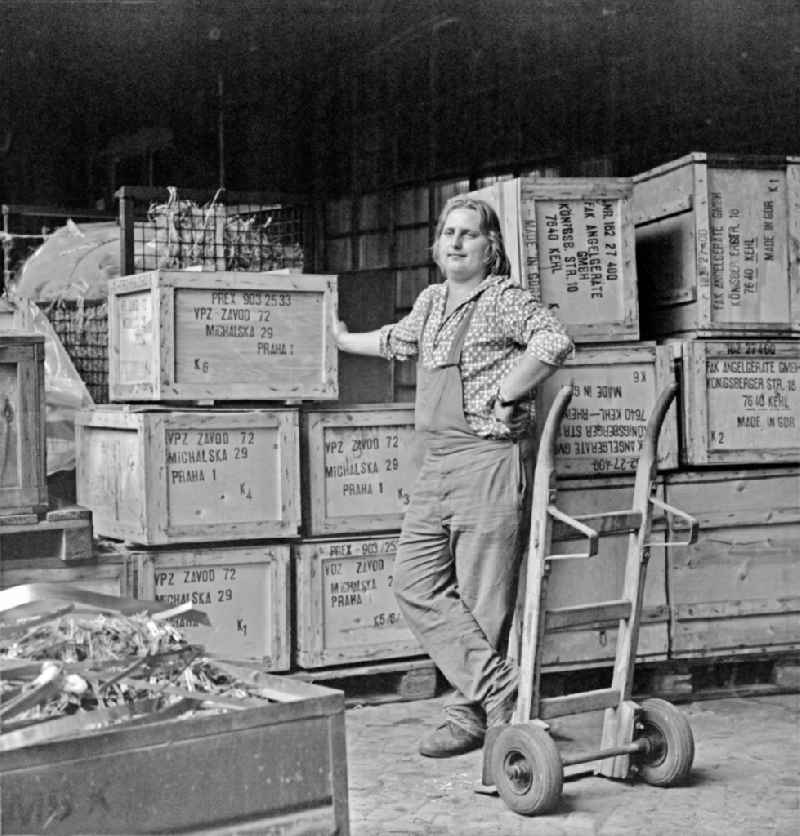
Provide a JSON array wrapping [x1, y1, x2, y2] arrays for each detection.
[[42, 299, 109, 405], [2, 204, 115, 292], [3, 206, 116, 406], [3, 191, 312, 406], [117, 186, 311, 275]]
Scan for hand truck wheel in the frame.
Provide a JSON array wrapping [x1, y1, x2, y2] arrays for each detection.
[[489, 723, 563, 816], [632, 698, 695, 787]]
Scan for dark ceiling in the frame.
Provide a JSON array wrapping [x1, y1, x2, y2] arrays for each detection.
[[2, 0, 800, 206]]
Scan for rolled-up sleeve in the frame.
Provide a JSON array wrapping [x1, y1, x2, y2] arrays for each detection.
[[379, 286, 435, 361], [497, 285, 573, 366]]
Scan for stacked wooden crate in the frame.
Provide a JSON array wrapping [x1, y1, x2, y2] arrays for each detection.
[[293, 403, 425, 672], [76, 269, 337, 671], [470, 177, 680, 671], [632, 152, 800, 662], [0, 332, 100, 588], [3, 285, 354, 836]]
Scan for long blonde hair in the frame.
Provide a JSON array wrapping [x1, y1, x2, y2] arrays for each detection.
[[431, 196, 511, 277]]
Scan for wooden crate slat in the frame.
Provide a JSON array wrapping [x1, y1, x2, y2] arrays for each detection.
[[663, 467, 800, 528], [788, 161, 800, 318], [674, 596, 800, 621], [665, 467, 800, 659], [672, 616, 800, 658], [0, 555, 129, 598]]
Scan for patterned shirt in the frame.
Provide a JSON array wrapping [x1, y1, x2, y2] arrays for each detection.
[[379, 274, 573, 439]]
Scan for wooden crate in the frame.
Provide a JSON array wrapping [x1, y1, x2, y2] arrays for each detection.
[[536, 343, 679, 477], [0, 297, 20, 330], [678, 339, 800, 465], [469, 177, 639, 342], [530, 477, 669, 670], [76, 405, 301, 546], [0, 553, 129, 598], [132, 543, 291, 670], [43, 299, 110, 404], [633, 152, 800, 338], [107, 270, 338, 402], [664, 467, 800, 659], [0, 332, 47, 515], [302, 404, 420, 536], [0, 508, 93, 562], [294, 534, 422, 668], [0, 666, 348, 835]]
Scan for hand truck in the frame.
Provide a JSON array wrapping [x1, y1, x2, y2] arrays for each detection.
[[482, 382, 699, 816]]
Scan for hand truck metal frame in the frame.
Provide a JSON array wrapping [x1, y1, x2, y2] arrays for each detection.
[[482, 382, 699, 816]]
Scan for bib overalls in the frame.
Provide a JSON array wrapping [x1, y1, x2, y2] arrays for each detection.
[[393, 297, 531, 733]]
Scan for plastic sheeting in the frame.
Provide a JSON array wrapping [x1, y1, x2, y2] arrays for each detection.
[[6, 219, 117, 475], [2, 295, 93, 475], [13, 220, 121, 301]]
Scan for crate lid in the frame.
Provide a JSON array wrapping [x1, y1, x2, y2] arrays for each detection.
[[0, 330, 45, 345]]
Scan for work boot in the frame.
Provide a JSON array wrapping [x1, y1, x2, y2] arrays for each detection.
[[418, 720, 485, 758]]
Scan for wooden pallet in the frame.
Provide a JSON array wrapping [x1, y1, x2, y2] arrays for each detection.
[[0, 506, 93, 562], [291, 657, 440, 706], [635, 657, 800, 703], [514, 656, 800, 713], [290, 654, 800, 714]]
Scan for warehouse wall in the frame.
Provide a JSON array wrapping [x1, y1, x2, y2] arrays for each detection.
[[1, 0, 798, 208], [310, 0, 800, 196]]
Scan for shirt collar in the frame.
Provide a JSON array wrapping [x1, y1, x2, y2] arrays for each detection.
[[434, 273, 508, 308]]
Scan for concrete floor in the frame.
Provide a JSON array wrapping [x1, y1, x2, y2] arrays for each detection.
[[344, 691, 799, 835]]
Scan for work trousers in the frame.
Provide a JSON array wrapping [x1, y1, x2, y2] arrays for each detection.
[[394, 435, 529, 733]]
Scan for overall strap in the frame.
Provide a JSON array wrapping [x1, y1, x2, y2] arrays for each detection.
[[443, 300, 478, 366]]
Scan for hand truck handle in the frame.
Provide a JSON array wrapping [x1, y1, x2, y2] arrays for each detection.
[[647, 496, 700, 547], [535, 384, 573, 476], [546, 505, 599, 560]]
